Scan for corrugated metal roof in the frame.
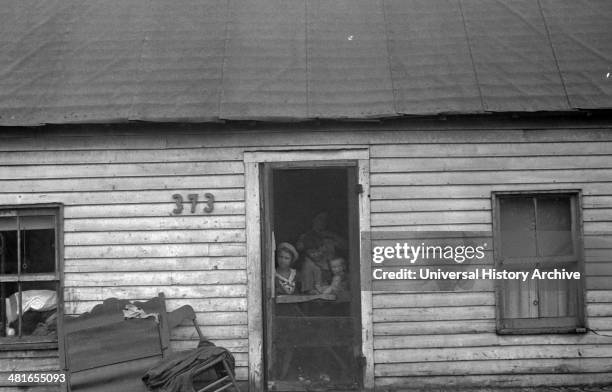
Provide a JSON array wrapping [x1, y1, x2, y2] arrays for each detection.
[[0, 0, 611, 126]]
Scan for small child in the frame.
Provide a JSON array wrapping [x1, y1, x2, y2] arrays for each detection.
[[299, 236, 326, 294], [275, 242, 299, 295], [320, 257, 349, 299]]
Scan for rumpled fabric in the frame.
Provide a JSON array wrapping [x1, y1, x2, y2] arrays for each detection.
[[142, 340, 235, 392], [123, 303, 159, 323], [5, 290, 57, 323]]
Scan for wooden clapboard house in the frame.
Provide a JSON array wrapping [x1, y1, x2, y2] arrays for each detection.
[[0, 1, 611, 391]]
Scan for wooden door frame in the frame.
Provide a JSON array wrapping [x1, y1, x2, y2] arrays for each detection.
[[244, 148, 373, 392]]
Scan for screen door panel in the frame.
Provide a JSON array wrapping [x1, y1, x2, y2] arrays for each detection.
[[264, 165, 362, 391]]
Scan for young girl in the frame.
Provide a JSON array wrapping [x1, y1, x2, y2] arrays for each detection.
[[275, 242, 299, 295]]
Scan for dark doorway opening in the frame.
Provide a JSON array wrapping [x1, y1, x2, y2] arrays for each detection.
[[263, 165, 362, 392]]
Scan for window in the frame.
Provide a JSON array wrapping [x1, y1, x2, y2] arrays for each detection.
[[0, 206, 63, 347], [492, 191, 585, 334]]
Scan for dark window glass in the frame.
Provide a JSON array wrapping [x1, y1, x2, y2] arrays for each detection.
[[0, 210, 59, 340]]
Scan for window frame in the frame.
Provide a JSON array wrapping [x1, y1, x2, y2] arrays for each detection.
[[0, 203, 64, 351], [491, 190, 586, 335]]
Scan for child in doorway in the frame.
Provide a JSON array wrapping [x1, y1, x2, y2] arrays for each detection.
[[275, 242, 299, 295], [298, 236, 328, 294], [320, 257, 350, 301]]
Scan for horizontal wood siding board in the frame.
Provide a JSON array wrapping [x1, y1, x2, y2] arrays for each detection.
[[63, 270, 247, 287], [584, 233, 612, 249], [0, 351, 59, 359], [64, 243, 246, 259], [371, 183, 612, 199], [73, 309, 246, 327], [64, 229, 246, 245], [371, 169, 612, 186], [585, 210, 612, 222], [370, 141, 612, 158], [373, 320, 496, 336], [370, 207, 606, 224], [65, 217, 246, 232], [0, 188, 245, 205], [170, 338, 248, 352], [373, 306, 495, 322], [64, 257, 246, 273], [375, 373, 612, 389], [374, 332, 612, 349], [64, 203, 246, 219], [586, 278, 612, 290], [66, 285, 247, 300], [374, 344, 612, 363], [66, 298, 247, 314], [0, 147, 244, 165], [587, 290, 612, 303], [371, 210, 492, 226], [0, 357, 59, 371], [587, 304, 612, 317], [0, 161, 244, 180], [371, 156, 612, 173], [583, 195, 612, 208], [170, 325, 248, 340], [375, 357, 612, 377], [0, 135, 169, 151], [585, 264, 612, 276], [585, 249, 612, 262], [584, 222, 612, 232], [371, 224, 493, 231], [0, 384, 60, 391], [0, 175, 244, 192], [234, 367, 248, 381], [587, 317, 612, 332], [372, 292, 495, 308], [371, 199, 491, 213]]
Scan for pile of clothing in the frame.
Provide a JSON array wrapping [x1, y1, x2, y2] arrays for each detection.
[[143, 340, 236, 392], [5, 290, 57, 336]]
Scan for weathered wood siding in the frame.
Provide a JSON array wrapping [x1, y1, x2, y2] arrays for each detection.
[[368, 129, 612, 389], [0, 134, 250, 390], [0, 349, 60, 391], [0, 123, 611, 390]]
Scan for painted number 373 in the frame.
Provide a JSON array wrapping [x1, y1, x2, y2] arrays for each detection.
[[172, 193, 214, 214]]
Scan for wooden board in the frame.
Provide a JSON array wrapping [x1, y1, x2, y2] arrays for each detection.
[[66, 286, 247, 300], [64, 257, 246, 273], [374, 332, 612, 349], [375, 357, 612, 377], [64, 295, 168, 391], [370, 141, 612, 158], [64, 243, 246, 259]]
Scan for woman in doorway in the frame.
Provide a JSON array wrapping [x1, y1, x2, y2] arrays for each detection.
[[275, 242, 299, 295]]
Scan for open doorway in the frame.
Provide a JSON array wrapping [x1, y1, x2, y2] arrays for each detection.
[[262, 165, 362, 391]]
